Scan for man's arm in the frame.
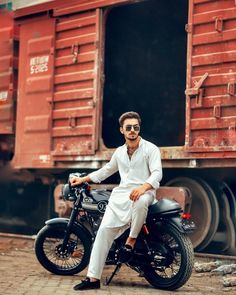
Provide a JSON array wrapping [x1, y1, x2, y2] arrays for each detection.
[[70, 149, 119, 186]]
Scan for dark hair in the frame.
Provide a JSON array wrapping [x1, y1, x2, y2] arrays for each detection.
[[119, 111, 141, 127]]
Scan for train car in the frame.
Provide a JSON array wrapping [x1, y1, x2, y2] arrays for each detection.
[[1, 0, 236, 255]]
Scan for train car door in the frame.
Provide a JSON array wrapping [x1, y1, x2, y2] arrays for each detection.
[[13, 16, 55, 168], [51, 9, 102, 162], [185, 0, 236, 152]]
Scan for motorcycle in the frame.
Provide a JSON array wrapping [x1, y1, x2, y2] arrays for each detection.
[[35, 173, 195, 290]]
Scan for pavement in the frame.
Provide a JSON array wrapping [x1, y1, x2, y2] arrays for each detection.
[[0, 235, 235, 295]]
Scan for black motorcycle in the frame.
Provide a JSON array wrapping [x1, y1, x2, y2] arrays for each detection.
[[35, 173, 195, 290]]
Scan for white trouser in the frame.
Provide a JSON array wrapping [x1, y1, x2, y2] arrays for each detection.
[[87, 193, 153, 279]]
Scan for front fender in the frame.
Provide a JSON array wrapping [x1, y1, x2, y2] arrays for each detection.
[[45, 217, 93, 241], [45, 217, 69, 226]]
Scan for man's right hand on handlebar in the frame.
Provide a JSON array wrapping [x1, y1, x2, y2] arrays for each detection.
[[70, 175, 91, 187]]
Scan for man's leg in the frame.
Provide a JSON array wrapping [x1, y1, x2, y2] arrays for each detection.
[[74, 224, 124, 290], [126, 193, 154, 247], [87, 225, 121, 280]]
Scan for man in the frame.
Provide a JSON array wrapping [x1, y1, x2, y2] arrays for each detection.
[[70, 111, 162, 290]]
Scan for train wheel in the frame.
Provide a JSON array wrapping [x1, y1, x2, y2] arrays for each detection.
[[166, 177, 219, 251], [208, 182, 236, 255]]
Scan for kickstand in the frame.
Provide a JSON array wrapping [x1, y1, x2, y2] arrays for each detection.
[[105, 263, 122, 285]]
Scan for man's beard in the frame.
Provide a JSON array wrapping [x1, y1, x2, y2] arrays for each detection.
[[126, 133, 139, 141]]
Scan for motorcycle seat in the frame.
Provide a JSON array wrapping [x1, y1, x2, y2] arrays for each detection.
[[148, 198, 182, 217]]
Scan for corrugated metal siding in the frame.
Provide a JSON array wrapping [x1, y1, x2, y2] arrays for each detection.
[[0, 9, 18, 134], [52, 9, 101, 160], [186, 0, 236, 152]]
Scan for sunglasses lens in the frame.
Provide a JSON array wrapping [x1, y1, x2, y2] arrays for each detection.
[[125, 125, 140, 131]]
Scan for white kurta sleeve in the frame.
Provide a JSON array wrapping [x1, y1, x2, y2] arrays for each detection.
[[89, 149, 119, 183], [145, 147, 162, 189]]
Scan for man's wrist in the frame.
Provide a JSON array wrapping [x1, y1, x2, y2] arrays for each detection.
[[82, 176, 90, 183], [141, 183, 153, 192]]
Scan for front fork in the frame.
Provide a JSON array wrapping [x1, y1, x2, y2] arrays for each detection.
[[60, 206, 79, 251]]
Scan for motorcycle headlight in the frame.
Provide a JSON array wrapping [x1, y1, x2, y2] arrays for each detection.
[[61, 184, 76, 201]]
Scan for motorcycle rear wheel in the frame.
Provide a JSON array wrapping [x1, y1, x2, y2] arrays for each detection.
[[35, 223, 92, 275], [141, 224, 194, 290]]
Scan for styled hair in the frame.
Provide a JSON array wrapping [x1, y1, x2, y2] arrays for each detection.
[[119, 111, 141, 127]]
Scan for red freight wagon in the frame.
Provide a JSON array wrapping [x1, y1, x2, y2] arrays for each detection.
[[1, 0, 236, 255]]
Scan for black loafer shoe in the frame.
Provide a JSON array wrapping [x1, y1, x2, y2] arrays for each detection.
[[119, 244, 134, 263], [73, 278, 100, 291]]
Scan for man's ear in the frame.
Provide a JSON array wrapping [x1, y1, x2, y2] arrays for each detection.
[[120, 127, 124, 134]]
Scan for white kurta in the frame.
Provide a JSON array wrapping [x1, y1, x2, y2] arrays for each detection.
[[89, 138, 163, 228]]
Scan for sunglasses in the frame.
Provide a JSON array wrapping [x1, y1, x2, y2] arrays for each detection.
[[124, 125, 140, 132]]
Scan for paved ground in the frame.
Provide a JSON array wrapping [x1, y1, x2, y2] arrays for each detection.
[[0, 236, 236, 295]]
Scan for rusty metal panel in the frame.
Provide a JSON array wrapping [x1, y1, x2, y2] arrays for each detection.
[[52, 9, 102, 159], [13, 16, 55, 168], [0, 9, 18, 134], [186, 0, 236, 152]]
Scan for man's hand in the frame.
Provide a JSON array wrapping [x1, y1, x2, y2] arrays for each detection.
[[129, 183, 153, 201], [70, 175, 90, 187]]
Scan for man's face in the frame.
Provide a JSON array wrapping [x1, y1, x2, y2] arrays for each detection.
[[120, 118, 140, 141]]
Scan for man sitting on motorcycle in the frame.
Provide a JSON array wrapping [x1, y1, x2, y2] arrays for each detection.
[[70, 111, 162, 290]]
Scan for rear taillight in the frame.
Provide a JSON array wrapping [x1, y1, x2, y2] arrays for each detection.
[[181, 213, 192, 219]]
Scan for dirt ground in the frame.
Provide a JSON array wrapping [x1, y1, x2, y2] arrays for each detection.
[[0, 235, 236, 295]]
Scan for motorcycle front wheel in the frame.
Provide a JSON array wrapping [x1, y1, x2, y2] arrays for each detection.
[[35, 223, 92, 275], [141, 224, 194, 290]]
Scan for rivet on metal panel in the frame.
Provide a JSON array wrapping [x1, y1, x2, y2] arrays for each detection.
[[227, 82, 235, 96], [95, 40, 99, 49], [46, 97, 53, 104], [193, 137, 209, 147], [69, 116, 76, 128], [215, 17, 223, 32], [185, 23, 192, 33], [229, 123, 236, 131], [71, 43, 79, 64], [221, 138, 229, 146], [101, 74, 105, 85], [88, 142, 92, 150], [213, 104, 221, 119], [189, 159, 197, 168], [9, 83, 13, 91], [55, 143, 65, 152]]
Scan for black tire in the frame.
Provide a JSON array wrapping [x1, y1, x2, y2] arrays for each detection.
[[141, 224, 194, 290], [35, 223, 92, 275]]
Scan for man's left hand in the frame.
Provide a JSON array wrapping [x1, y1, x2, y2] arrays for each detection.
[[129, 183, 153, 201], [129, 186, 146, 201]]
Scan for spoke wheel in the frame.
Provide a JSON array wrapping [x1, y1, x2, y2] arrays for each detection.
[[141, 224, 194, 290], [35, 224, 92, 275]]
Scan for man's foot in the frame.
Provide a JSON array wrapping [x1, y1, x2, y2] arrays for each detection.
[[119, 244, 134, 263], [73, 278, 100, 291]]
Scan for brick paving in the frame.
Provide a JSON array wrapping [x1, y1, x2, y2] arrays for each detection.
[[0, 236, 235, 295]]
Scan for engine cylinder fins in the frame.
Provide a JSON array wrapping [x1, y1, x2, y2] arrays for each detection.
[[165, 177, 219, 250]]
